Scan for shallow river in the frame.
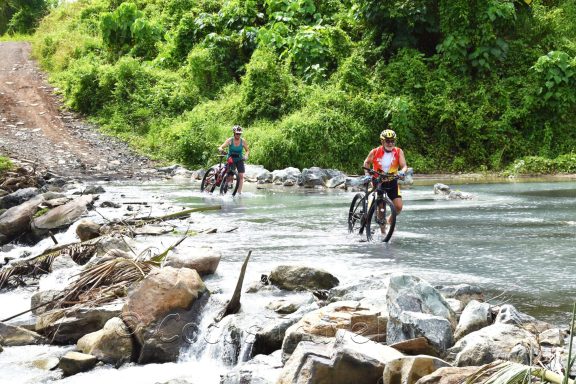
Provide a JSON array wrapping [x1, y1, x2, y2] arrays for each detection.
[[1, 177, 575, 383]]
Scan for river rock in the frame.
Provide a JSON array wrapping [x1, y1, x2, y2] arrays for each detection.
[[245, 165, 272, 183], [279, 329, 403, 384], [75, 219, 101, 241], [164, 246, 221, 275], [83, 185, 106, 194], [386, 274, 457, 355], [77, 317, 133, 366], [494, 304, 553, 334], [0, 322, 48, 346], [269, 265, 339, 291], [272, 167, 301, 185], [221, 351, 283, 384], [299, 167, 328, 187], [382, 355, 452, 384], [446, 323, 538, 366], [58, 351, 98, 376], [281, 300, 385, 361], [434, 284, 484, 307], [454, 300, 492, 341], [31, 194, 95, 237], [0, 194, 44, 244], [0, 187, 39, 209], [122, 266, 208, 363], [36, 300, 123, 344]]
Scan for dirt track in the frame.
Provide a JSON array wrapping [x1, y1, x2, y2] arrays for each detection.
[[0, 41, 158, 180]]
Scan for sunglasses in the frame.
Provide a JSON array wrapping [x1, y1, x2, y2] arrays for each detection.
[[383, 139, 395, 144]]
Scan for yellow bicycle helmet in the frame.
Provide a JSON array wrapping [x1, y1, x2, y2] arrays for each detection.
[[380, 129, 397, 140]]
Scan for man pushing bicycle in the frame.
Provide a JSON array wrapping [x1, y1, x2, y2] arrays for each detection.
[[363, 128, 408, 220]]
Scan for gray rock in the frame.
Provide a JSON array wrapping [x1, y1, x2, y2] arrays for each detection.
[[0, 322, 49, 346], [77, 317, 133, 366], [269, 265, 339, 291], [0, 187, 39, 209], [454, 300, 492, 340], [58, 351, 98, 376], [446, 323, 538, 366]]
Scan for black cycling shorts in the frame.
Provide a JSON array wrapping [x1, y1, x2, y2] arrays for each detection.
[[233, 159, 245, 173], [374, 179, 401, 200]]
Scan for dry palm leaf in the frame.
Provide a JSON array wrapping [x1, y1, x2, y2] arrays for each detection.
[[57, 257, 156, 307], [0, 241, 99, 290]]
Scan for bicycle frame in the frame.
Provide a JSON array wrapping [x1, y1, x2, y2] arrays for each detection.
[[348, 168, 401, 242], [200, 153, 239, 195]]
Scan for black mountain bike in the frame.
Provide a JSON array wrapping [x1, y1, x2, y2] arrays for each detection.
[[200, 154, 239, 196], [347, 167, 402, 242]]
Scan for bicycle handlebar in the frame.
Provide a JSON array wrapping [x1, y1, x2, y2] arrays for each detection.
[[362, 167, 404, 180]]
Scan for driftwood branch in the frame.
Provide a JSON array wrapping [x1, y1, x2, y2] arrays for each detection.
[[216, 250, 252, 321]]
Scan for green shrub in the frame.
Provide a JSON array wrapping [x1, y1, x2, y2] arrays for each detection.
[[0, 156, 13, 172], [185, 46, 232, 97], [239, 47, 299, 122]]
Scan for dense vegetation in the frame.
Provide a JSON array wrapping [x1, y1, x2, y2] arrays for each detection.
[[0, 0, 52, 35], [29, 0, 576, 173]]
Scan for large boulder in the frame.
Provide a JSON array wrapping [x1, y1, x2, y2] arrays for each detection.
[[0, 322, 48, 346], [77, 317, 133, 366], [269, 265, 339, 292], [446, 323, 538, 366], [31, 195, 95, 237], [0, 194, 44, 244], [122, 267, 208, 363], [281, 301, 385, 361], [387, 274, 457, 355], [164, 246, 221, 276], [279, 330, 403, 384]]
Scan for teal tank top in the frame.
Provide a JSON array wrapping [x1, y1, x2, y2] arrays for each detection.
[[228, 137, 243, 160]]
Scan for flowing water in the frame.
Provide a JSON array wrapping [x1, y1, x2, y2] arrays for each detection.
[[1, 177, 575, 383]]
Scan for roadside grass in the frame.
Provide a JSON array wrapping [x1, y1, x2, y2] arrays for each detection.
[[0, 34, 33, 42]]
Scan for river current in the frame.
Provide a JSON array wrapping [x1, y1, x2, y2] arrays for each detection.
[[0, 177, 575, 383]]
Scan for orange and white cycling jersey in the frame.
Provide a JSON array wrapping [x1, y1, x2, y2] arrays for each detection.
[[371, 146, 400, 174]]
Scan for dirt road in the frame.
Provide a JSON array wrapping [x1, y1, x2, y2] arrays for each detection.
[[0, 41, 158, 180]]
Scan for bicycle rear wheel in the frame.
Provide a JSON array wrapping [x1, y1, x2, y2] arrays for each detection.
[[366, 196, 396, 242], [220, 170, 239, 196], [348, 193, 367, 235], [201, 166, 218, 193]]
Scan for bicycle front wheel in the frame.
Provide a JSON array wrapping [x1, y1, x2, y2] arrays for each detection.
[[366, 196, 396, 242], [201, 166, 218, 193], [348, 193, 367, 235], [220, 170, 239, 196]]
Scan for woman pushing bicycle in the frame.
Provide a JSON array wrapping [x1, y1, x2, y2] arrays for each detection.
[[218, 125, 250, 195], [363, 128, 408, 217]]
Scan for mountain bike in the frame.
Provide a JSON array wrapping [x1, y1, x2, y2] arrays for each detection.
[[347, 167, 402, 242], [200, 154, 239, 196]]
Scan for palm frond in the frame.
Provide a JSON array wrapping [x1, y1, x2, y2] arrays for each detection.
[[58, 258, 156, 307]]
